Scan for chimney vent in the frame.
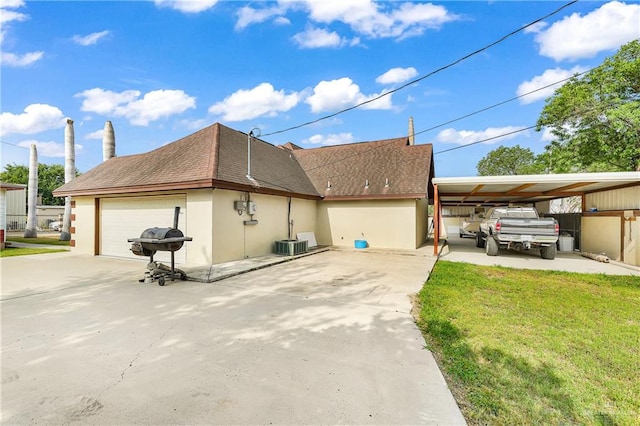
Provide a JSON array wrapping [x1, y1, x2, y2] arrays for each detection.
[[103, 121, 116, 161], [408, 116, 415, 146]]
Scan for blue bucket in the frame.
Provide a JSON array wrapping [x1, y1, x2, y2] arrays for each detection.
[[354, 240, 368, 249]]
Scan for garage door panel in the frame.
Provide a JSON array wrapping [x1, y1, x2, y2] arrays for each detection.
[[101, 196, 186, 263]]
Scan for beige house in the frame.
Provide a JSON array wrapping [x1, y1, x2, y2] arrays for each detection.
[[53, 123, 435, 265]]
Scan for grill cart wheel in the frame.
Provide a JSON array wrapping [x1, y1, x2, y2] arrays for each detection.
[[158, 277, 165, 286]]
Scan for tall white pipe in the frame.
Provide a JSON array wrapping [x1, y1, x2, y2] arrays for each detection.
[[60, 119, 75, 241], [24, 144, 38, 238], [408, 116, 415, 146], [102, 120, 115, 161]]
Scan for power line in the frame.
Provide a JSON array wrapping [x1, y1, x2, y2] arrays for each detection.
[[413, 69, 591, 138], [0, 140, 30, 150], [433, 125, 537, 155], [262, 0, 578, 138], [433, 100, 624, 155]]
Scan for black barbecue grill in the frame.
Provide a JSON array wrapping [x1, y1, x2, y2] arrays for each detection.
[[128, 206, 193, 286]]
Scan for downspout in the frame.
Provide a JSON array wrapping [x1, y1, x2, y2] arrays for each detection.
[[246, 128, 260, 187], [287, 197, 292, 240], [433, 184, 440, 256]]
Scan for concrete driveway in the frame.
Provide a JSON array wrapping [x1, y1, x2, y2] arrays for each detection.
[[441, 236, 640, 276], [1, 251, 465, 425]]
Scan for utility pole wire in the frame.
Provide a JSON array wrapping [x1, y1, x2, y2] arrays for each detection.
[[262, 0, 578, 138]]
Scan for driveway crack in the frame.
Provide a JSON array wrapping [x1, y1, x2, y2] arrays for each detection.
[[100, 325, 174, 395]]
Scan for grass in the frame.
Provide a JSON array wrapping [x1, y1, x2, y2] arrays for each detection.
[[6, 236, 70, 246], [0, 247, 68, 257], [416, 260, 640, 426]]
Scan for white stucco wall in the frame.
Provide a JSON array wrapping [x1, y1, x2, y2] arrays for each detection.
[[184, 190, 214, 265], [71, 196, 97, 255], [416, 198, 428, 248], [71, 189, 427, 263], [316, 199, 418, 250], [581, 216, 622, 262], [212, 189, 318, 264]]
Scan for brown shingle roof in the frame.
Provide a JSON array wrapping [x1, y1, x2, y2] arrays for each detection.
[[54, 123, 320, 199], [291, 138, 434, 199], [54, 123, 434, 201]]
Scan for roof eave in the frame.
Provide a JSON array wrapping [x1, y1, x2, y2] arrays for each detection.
[[322, 193, 427, 201]]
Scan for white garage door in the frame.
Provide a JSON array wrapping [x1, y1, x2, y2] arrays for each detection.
[[100, 195, 187, 263]]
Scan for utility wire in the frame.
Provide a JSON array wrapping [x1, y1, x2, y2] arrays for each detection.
[[434, 100, 623, 155], [0, 140, 30, 150], [414, 69, 590, 137], [258, 69, 596, 189], [262, 0, 578, 138], [434, 125, 537, 155]]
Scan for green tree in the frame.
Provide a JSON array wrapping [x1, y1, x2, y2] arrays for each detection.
[[476, 145, 543, 176], [536, 40, 640, 172], [0, 163, 79, 206]]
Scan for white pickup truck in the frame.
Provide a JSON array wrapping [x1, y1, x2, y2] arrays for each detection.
[[476, 207, 559, 259]]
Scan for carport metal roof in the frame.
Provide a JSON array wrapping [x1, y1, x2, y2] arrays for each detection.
[[430, 171, 640, 256], [432, 171, 640, 207]]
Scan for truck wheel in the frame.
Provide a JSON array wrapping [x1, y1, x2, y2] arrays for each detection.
[[476, 233, 486, 248], [540, 244, 556, 260], [486, 237, 499, 256]]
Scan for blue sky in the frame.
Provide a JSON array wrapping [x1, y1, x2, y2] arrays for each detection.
[[1, 0, 639, 177]]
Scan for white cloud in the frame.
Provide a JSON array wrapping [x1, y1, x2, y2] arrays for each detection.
[[1, 51, 43, 67], [0, 8, 27, 25], [435, 126, 529, 146], [535, 1, 640, 61], [303, 132, 356, 146], [72, 30, 111, 46], [293, 27, 345, 48], [517, 66, 588, 104], [208, 83, 301, 122], [180, 118, 211, 131], [84, 129, 104, 140], [0, 0, 27, 25], [304, 0, 458, 39], [76, 88, 196, 126], [236, 5, 287, 30], [540, 127, 555, 142], [76, 88, 140, 114], [0, 1, 44, 67], [0, 104, 66, 137], [17, 140, 83, 158], [305, 77, 392, 113], [523, 21, 548, 34], [376, 67, 418, 85], [238, 0, 458, 41], [154, 0, 219, 13]]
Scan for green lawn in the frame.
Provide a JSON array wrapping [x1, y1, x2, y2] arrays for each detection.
[[0, 247, 68, 257], [6, 236, 71, 246], [416, 260, 640, 426]]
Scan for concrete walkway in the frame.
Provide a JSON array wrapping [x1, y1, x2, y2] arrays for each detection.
[[0, 249, 466, 425]]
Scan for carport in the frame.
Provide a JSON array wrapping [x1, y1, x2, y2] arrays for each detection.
[[431, 172, 640, 266]]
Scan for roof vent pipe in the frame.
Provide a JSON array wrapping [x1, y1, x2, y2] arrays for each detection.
[[408, 116, 415, 146], [102, 120, 116, 161], [246, 128, 260, 187], [385, 178, 390, 187]]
